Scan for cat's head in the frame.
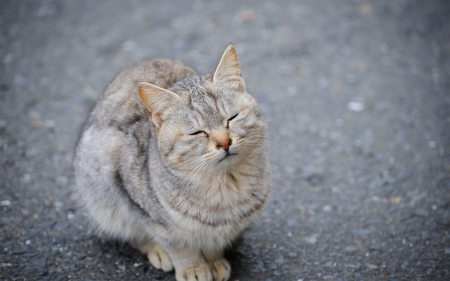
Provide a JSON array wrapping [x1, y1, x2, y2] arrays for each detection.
[[138, 44, 266, 173]]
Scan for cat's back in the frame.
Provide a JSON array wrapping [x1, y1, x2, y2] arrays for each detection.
[[74, 59, 196, 231], [87, 59, 197, 129]]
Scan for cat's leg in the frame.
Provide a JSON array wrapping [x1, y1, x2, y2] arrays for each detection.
[[203, 251, 231, 281], [130, 238, 173, 272], [163, 246, 213, 281]]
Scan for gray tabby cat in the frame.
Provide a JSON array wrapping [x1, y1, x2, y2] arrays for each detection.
[[74, 44, 271, 281]]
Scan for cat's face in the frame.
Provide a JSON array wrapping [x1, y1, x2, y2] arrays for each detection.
[[138, 44, 265, 173], [158, 77, 266, 172]]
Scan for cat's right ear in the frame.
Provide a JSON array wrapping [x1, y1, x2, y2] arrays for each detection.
[[138, 82, 180, 129], [213, 44, 246, 91]]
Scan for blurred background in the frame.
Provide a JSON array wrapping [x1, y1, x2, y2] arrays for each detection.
[[1, 0, 449, 280]]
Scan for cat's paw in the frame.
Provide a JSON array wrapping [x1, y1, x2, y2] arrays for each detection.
[[147, 243, 173, 272], [176, 263, 213, 281], [209, 258, 231, 281]]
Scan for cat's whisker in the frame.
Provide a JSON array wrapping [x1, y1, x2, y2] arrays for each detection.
[[171, 157, 204, 169], [176, 157, 215, 175]]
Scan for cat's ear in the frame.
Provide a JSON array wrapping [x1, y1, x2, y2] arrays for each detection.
[[138, 82, 180, 128], [213, 44, 246, 91]]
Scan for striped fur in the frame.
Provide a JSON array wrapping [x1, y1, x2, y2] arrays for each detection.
[[74, 45, 271, 281]]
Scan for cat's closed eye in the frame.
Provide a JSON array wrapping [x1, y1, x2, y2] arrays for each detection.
[[227, 113, 239, 128], [190, 131, 209, 137]]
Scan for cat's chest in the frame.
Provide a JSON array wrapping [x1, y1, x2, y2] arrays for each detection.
[[161, 170, 262, 226], [197, 170, 258, 207]]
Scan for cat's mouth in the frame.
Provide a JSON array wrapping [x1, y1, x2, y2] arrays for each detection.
[[218, 152, 237, 163]]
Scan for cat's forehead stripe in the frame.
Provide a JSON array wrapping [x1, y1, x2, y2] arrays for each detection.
[[177, 76, 220, 109], [184, 85, 225, 125]]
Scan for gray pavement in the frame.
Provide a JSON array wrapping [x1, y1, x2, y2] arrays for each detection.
[[1, 0, 449, 280]]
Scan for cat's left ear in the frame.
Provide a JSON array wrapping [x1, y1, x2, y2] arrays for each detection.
[[138, 82, 180, 129], [213, 44, 246, 91]]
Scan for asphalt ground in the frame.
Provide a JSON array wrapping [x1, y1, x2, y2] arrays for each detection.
[[1, 0, 449, 280]]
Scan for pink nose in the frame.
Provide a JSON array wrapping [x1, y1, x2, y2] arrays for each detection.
[[217, 138, 232, 151]]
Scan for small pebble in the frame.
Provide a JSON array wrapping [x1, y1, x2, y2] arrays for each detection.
[[304, 235, 318, 244], [345, 262, 361, 269], [347, 101, 365, 112], [240, 10, 254, 22], [1, 200, 11, 207], [274, 255, 285, 264], [357, 2, 374, 15], [44, 119, 56, 128], [352, 228, 370, 235], [445, 248, 450, 254], [345, 245, 357, 252], [307, 174, 324, 186], [366, 263, 379, 269], [21, 174, 32, 183], [428, 141, 436, 149]]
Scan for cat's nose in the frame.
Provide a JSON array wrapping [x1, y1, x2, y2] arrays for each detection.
[[217, 138, 232, 151]]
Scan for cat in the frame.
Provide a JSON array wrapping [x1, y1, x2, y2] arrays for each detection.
[[74, 44, 271, 281]]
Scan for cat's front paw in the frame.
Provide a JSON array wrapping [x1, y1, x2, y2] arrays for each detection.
[[147, 243, 173, 272], [209, 258, 231, 281], [176, 263, 213, 281]]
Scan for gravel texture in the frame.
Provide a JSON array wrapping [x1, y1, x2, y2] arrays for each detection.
[[1, 0, 450, 280]]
